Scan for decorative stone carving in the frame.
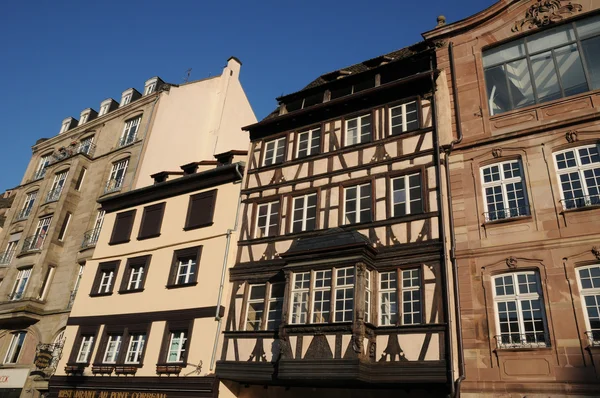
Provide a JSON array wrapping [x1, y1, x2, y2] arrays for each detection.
[[436, 15, 446, 27], [566, 130, 578, 143], [492, 148, 503, 158], [506, 256, 518, 269], [512, 1, 583, 32], [592, 246, 600, 260]]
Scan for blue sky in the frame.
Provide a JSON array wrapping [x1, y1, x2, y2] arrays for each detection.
[[0, 0, 493, 191]]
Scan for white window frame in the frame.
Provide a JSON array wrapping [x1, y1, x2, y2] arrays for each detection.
[[389, 101, 419, 135], [554, 145, 600, 210], [144, 83, 156, 95], [3, 332, 26, 364], [290, 272, 310, 324], [492, 271, 549, 348], [290, 193, 317, 233], [576, 265, 600, 346], [11, 268, 32, 301], [124, 334, 146, 364], [401, 269, 422, 325], [166, 331, 187, 363], [345, 114, 372, 146], [245, 284, 266, 331], [391, 173, 423, 217], [31, 216, 52, 251], [60, 121, 70, 133], [38, 266, 55, 300], [79, 136, 94, 155], [79, 113, 88, 125], [119, 117, 141, 147], [98, 269, 114, 294], [34, 155, 51, 179], [121, 93, 132, 106], [296, 127, 321, 158], [365, 270, 371, 324], [481, 160, 529, 221], [266, 282, 284, 331], [58, 213, 72, 242], [262, 137, 286, 166], [107, 159, 129, 192], [379, 271, 398, 326], [176, 257, 196, 285], [127, 265, 145, 290], [312, 270, 332, 323], [334, 267, 354, 323], [1, 240, 18, 265], [102, 335, 122, 364], [343, 183, 372, 225], [46, 171, 68, 202], [20, 191, 37, 218], [99, 103, 109, 116], [255, 201, 279, 238], [76, 335, 94, 363]]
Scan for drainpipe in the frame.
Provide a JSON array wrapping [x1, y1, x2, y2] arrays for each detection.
[[429, 54, 455, 398], [210, 163, 244, 371], [128, 93, 161, 190], [446, 41, 465, 398]]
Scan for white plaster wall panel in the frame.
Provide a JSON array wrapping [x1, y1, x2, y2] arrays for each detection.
[[429, 191, 438, 212], [234, 283, 245, 330], [275, 240, 292, 256], [288, 336, 297, 359], [423, 263, 436, 280], [402, 135, 420, 155], [333, 120, 342, 146], [248, 192, 260, 199], [279, 185, 292, 194], [326, 335, 336, 355], [427, 166, 437, 189], [332, 174, 347, 183], [425, 277, 437, 323], [295, 182, 310, 191], [263, 189, 276, 197], [350, 169, 368, 179], [391, 223, 408, 244], [313, 177, 328, 187], [330, 209, 339, 228], [375, 178, 386, 199], [345, 152, 359, 169], [410, 219, 426, 242], [399, 333, 425, 361], [333, 157, 342, 172], [374, 227, 386, 245], [430, 218, 439, 239], [376, 198, 386, 222], [422, 100, 432, 128], [301, 336, 309, 358], [363, 146, 376, 163], [375, 335, 386, 360], [370, 165, 388, 176], [342, 335, 351, 355], [391, 159, 412, 171], [421, 131, 433, 150], [424, 333, 440, 360], [314, 159, 328, 175], [240, 246, 251, 262], [259, 170, 274, 186], [413, 154, 433, 166], [385, 142, 397, 158]]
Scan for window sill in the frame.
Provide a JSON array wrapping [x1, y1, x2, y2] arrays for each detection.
[[156, 364, 184, 375], [561, 205, 600, 214], [183, 222, 214, 231], [165, 282, 198, 289], [118, 288, 145, 295], [89, 292, 114, 298], [483, 215, 532, 226], [137, 233, 161, 241], [493, 346, 552, 353], [108, 239, 130, 246]]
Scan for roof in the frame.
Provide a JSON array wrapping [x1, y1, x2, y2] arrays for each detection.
[[282, 228, 373, 257]]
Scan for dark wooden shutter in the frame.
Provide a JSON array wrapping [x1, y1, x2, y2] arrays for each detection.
[[184, 190, 217, 230], [109, 210, 136, 245], [138, 203, 165, 239]]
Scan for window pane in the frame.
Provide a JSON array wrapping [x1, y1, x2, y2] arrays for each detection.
[[554, 44, 588, 97], [506, 59, 536, 109], [582, 36, 600, 90], [531, 51, 561, 103], [527, 24, 576, 54], [485, 65, 511, 115], [483, 40, 526, 67], [576, 14, 600, 39]]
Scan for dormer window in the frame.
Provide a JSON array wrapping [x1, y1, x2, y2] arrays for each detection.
[[121, 93, 132, 107], [60, 118, 74, 134], [99, 100, 111, 116], [120, 89, 140, 108], [144, 77, 159, 95], [79, 114, 88, 125]]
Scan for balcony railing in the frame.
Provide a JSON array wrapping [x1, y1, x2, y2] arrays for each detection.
[[16, 207, 32, 221], [561, 195, 600, 211], [118, 134, 136, 148], [484, 205, 530, 222], [20, 234, 46, 254], [495, 332, 550, 349], [33, 168, 47, 181], [104, 177, 124, 194], [81, 228, 101, 249], [585, 330, 600, 347], [49, 142, 96, 165], [44, 187, 64, 203], [0, 249, 15, 266]]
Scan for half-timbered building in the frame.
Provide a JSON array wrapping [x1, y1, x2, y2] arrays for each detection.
[[216, 44, 457, 397]]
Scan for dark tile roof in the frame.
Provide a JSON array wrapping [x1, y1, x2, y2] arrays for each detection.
[[283, 228, 372, 256]]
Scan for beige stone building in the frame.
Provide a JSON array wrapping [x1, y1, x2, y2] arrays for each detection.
[[0, 57, 254, 398], [49, 153, 247, 398], [0, 191, 15, 234], [215, 44, 459, 397], [423, 0, 600, 395]]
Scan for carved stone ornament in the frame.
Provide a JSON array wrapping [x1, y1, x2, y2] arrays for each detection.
[[592, 246, 600, 260], [492, 148, 503, 158], [506, 256, 518, 269], [566, 130, 578, 143], [512, 0, 583, 32]]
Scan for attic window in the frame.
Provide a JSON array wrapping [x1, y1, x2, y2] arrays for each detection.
[[99, 100, 112, 116], [60, 119, 72, 133], [285, 92, 324, 113], [79, 114, 88, 125], [330, 75, 376, 100], [121, 93, 132, 106], [145, 78, 158, 95]]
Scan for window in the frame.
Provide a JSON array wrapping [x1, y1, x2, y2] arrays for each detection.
[[184, 190, 216, 230], [76, 335, 95, 363], [27, 216, 52, 251], [343, 183, 372, 224], [75, 167, 87, 191], [121, 94, 132, 106], [391, 173, 423, 217], [334, 267, 354, 322], [99, 103, 109, 116], [167, 246, 202, 288], [109, 209, 136, 245], [144, 83, 156, 95], [481, 161, 529, 221], [290, 272, 310, 324], [58, 212, 72, 242], [577, 265, 600, 346], [483, 15, 600, 115], [291, 193, 317, 233], [378, 268, 422, 326], [262, 137, 286, 166], [119, 117, 141, 147], [4, 332, 26, 364], [243, 283, 285, 331], [255, 201, 280, 238], [10, 267, 32, 301], [312, 270, 332, 323], [138, 202, 165, 239], [345, 114, 372, 146], [34, 154, 51, 180], [166, 331, 187, 363], [46, 170, 68, 203], [38, 265, 55, 301], [555, 145, 600, 210], [79, 113, 88, 125], [296, 128, 321, 158], [68, 265, 85, 309], [365, 270, 371, 324], [83, 210, 105, 249], [380, 271, 398, 326], [125, 333, 146, 364], [60, 120, 71, 133], [402, 269, 422, 325], [389, 101, 419, 134], [0, 237, 19, 266], [102, 335, 122, 364], [90, 261, 120, 296], [493, 271, 548, 348], [79, 136, 94, 155], [18, 191, 37, 220], [119, 255, 151, 293], [106, 159, 129, 194]]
